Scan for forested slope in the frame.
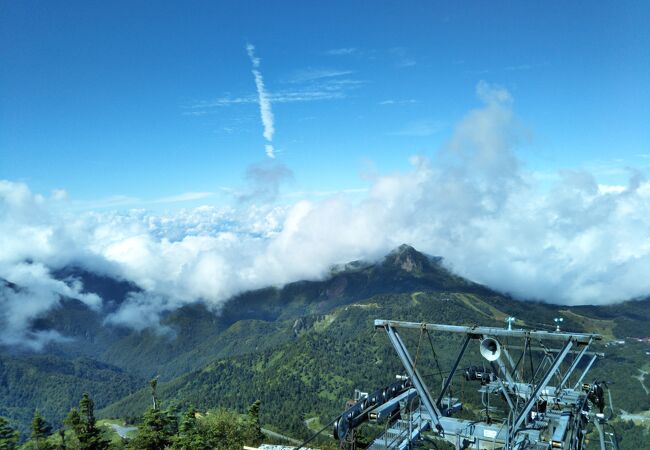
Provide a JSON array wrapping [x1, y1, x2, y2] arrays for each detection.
[[3, 245, 650, 440]]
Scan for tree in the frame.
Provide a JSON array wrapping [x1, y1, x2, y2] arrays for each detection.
[[127, 378, 178, 450], [0, 417, 19, 450], [245, 400, 264, 446], [56, 430, 65, 450], [65, 393, 109, 450], [170, 406, 205, 450], [200, 409, 250, 450], [127, 408, 177, 450], [150, 379, 158, 410], [24, 410, 53, 450]]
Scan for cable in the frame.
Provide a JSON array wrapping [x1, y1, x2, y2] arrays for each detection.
[[293, 413, 343, 450], [604, 422, 620, 450], [425, 329, 445, 385]]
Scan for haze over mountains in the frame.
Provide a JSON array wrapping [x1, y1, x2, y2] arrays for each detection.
[[2, 2, 648, 447], [3, 82, 650, 355], [2, 245, 649, 438]]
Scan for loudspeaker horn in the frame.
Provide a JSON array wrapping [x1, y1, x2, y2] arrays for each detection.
[[479, 337, 501, 361]]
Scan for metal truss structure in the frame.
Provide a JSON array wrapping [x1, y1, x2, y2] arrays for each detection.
[[332, 320, 617, 450]]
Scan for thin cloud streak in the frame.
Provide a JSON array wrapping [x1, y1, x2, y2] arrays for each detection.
[[186, 55, 363, 120], [246, 44, 275, 158], [185, 89, 347, 110], [184, 77, 363, 116], [245, 44, 260, 67], [289, 68, 355, 83], [251, 69, 275, 142]]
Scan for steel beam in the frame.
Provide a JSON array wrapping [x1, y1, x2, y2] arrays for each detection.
[[495, 355, 517, 388], [384, 325, 444, 433], [574, 354, 599, 390], [507, 344, 604, 358], [490, 361, 516, 412], [557, 338, 592, 394], [501, 346, 517, 373], [375, 320, 600, 344]]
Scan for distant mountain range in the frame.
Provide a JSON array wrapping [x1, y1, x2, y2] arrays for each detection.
[[2, 245, 649, 438]]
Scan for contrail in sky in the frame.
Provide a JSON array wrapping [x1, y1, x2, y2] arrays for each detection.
[[246, 44, 275, 158]]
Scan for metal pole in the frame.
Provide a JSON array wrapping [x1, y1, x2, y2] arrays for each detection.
[[557, 339, 592, 394], [594, 420, 606, 450], [501, 346, 517, 372], [511, 338, 575, 434], [495, 356, 517, 388], [573, 354, 599, 390], [436, 335, 470, 409], [490, 361, 516, 413], [384, 325, 444, 433]]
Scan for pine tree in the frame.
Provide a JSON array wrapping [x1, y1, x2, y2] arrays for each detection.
[[0, 416, 19, 450], [27, 410, 53, 450], [127, 378, 177, 450], [127, 408, 177, 450], [65, 393, 109, 450], [57, 430, 65, 450], [246, 400, 264, 446], [170, 406, 205, 450], [150, 378, 158, 410]]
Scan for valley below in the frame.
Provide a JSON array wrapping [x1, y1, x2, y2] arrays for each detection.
[[2, 245, 650, 447]]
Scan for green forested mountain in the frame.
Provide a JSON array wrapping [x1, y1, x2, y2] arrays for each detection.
[[2, 245, 650, 442], [99, 289, 650, 439], [0, 354, 143, 438]]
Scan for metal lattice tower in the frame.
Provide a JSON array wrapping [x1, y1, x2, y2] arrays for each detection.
[[329, 319, 616, 450]]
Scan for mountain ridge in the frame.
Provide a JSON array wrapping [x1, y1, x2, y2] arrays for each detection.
[[2, 245, 650, 438]]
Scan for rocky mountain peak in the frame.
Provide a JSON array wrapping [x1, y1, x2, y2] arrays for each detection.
[[383, 244, 432, 273]]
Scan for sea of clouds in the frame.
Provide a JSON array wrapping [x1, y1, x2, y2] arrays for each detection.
[[2, 81, 650, 348]]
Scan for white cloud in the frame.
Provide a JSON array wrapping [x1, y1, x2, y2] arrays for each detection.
[[245, 43, 260, 68], [104, 291, 174, 334], [2, 81, 650, 347], [476, 80, 512, 104], [252, 69, 275, 142], [246, 44, 275, 154], [598, 184, 626, 194]]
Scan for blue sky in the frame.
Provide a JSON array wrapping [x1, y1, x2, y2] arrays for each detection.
[[3, 1, 650, 339], [1, 0, 648, 209]]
